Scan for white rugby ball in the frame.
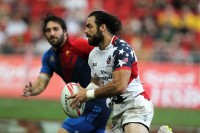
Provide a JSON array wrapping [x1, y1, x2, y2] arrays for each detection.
[[61, 82, 85, 118]]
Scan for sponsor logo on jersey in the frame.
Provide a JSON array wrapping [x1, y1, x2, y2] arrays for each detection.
[[66, 50, 70, 56], [93, 62, 97, 66], [106, 55, 111, 64], [49, 56, 55, 62]]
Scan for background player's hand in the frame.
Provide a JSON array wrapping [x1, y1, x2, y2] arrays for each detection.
[[22, 81, 33, 97], [68, 83, 87, 109]]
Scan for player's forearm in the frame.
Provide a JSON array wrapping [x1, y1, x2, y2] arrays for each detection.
[[30, 87, 45, 96], [94, 79, 125, 98], [93, 70, 130, 99], [30, 76, 49, 96], [30, 81, 46, 96]]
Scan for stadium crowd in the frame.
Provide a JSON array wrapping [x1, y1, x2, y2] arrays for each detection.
[[0, 0, 200, 63]]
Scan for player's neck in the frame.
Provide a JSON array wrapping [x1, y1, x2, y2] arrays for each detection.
[[99, 34, 113, 50], [52, 36, 68, 51]]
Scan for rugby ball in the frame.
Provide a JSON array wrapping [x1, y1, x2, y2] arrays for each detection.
[[61, 82, 85, 118]]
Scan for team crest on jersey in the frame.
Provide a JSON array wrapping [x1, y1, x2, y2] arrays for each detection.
[[49, 56, 55, 62], [66, 50, 70, 56], [93, 62, 97, 66], [106, 55, 111, 64]]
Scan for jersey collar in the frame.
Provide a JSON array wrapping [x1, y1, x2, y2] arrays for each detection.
[[104, 35, 118, 50], [105, 35, 118, 50], [111, 35, 118, 45], [97, 35, 118, 51]]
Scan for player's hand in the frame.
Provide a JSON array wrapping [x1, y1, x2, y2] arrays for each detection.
[[68, 83, 87, 109], [22, 81, 33, 97]]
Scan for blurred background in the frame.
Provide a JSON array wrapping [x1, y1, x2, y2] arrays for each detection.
[[0, 0, 200, 133]]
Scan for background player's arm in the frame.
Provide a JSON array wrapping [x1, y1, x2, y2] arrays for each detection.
[[22, 73, 51, 97]]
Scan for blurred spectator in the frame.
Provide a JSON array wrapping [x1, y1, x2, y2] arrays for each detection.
[[61, 0, 88, 36], [5, 13, 28, 37], [0, 0, 200, 64], [157, 4, 181, 29]]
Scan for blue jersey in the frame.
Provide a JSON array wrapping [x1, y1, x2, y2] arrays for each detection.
[[40, 37, 111, 132]]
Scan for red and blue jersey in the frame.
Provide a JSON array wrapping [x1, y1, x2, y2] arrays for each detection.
[[40, 37, 93, 87], [40, 36, 111, 131]]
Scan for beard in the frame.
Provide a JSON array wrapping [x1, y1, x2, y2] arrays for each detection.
[[48, 33, 65, 48], [87, 30, 104, 47]]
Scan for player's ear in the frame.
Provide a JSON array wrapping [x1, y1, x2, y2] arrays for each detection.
[[100, 24, 106, 32], [64, 31, 68, 37]]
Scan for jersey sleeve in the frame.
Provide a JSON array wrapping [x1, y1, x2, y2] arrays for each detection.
[[113, 41, 136, 71], [71, 37, 94, 58], [40, 52, 53, 76]]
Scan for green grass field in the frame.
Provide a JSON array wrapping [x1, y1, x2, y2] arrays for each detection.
[[0, 98, 200, 127]]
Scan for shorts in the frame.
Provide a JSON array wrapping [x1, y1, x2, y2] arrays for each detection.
[[110, 94, 154, 133], [62, 117, 105, 133], [61, 99, 111, 133]]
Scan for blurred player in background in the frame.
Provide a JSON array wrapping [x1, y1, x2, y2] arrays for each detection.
[[22, 14, 111, 133], [69, 10, 154, 133]]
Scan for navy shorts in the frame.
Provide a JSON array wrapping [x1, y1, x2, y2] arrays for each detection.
[[62, 117, 106, 133]]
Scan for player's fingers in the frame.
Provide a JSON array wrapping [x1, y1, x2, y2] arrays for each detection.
[[24, 85, 30, 90], [67, 94, 76, 99], [70, 97, 79, 109], [23, 87, 31, 95], [77, 83, 81, 90], [73, 101, 80, 109], [70, 96, 77, 106], [21, 91, 31, 97], [77, 83, 84, 91], [29, 81, 32, 88], [25, 84, 32, 90], [21, 92, 27, 97], [22, 83, 31, 97]]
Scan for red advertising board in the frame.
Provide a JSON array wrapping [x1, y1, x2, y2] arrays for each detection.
[[0, 55, 200, 109], [139, 62, 200, 109], [0, 55, 65, 100]]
